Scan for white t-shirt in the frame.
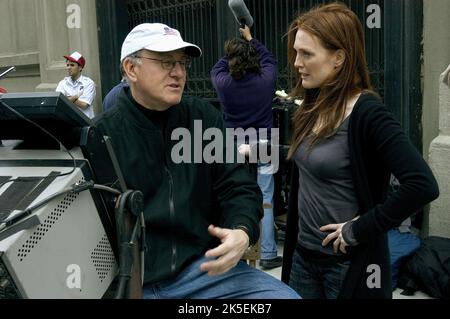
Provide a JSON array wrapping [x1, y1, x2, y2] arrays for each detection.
[[56, 74, 96, 118]]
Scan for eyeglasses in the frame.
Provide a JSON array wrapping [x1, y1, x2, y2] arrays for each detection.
[[134, 56, 191, 71]]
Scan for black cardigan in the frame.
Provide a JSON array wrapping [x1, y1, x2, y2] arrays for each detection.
[[281, 93, 439, 298]]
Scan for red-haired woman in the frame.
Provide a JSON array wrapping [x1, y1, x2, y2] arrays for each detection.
[[281, 2, 439, 299]]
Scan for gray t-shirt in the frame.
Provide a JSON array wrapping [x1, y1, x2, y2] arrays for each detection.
[[293, 117, 359, 255]]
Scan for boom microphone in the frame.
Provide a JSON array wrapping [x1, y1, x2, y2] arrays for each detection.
[[228, 0, 254, 28]]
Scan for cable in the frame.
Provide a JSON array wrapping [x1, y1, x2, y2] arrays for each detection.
[[0, 181, 121, 229], [114, 190, 133, 299], [114, 190, 145, 299], [93, 184, 121, 195]]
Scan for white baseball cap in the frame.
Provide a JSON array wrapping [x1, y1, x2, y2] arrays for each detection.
[[120, 23, 202, 62]]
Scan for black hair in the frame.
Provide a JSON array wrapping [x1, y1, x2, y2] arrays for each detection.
[[224, 38, 260, 79]]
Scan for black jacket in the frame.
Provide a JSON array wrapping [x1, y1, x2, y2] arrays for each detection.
[[281, 93, 439, 298], [94, 88, 262, 284]]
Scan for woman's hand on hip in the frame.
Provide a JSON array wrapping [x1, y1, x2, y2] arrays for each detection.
[[320, 222, 349, 254]]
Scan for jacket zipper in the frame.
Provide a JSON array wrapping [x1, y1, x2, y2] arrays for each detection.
[[161, 122, 177, 274], [165, 166, 177, 273]]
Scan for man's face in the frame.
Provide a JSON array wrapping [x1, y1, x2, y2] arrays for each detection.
[[128, 49, 189, 111], [66, 61, 82, 80]]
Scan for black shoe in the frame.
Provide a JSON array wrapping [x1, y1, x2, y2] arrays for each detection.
[[260, 256, 283, 270]]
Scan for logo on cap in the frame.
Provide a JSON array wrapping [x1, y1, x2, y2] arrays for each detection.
[[163, 27, 178, 36]]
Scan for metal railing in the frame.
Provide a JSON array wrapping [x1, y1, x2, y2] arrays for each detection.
[[125, 0, 384, 99]]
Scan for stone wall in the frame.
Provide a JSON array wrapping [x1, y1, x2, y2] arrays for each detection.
[[423, 0, 450, 159], [0, 0, 40, 94], [0, 0, 102, 114], [428, 66, 450, 238]]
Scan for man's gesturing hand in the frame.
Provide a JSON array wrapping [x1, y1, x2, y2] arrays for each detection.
[[200, 225, 249, 276]]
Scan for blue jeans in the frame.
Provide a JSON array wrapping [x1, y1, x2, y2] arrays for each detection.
[[257, 163, 277, 260], [288, 249, 350, 299], [142, 255, 300, 299]]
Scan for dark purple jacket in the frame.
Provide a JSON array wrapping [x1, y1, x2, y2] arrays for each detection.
[[211, 39, 277, 131]]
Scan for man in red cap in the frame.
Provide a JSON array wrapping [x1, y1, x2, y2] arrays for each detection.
[[56, 51, 96, 118]]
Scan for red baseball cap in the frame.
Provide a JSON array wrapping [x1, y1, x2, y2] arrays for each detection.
[[64, 51, 86, 68]]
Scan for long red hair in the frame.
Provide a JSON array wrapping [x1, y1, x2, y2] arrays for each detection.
[[287, 2, 373, 159]]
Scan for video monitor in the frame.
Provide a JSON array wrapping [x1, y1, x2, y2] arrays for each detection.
[[0, 92, 92, 149]]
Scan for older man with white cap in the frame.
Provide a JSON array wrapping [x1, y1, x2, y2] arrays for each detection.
[[56, 51, 96, 118], [94, 23, 300, 299]]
